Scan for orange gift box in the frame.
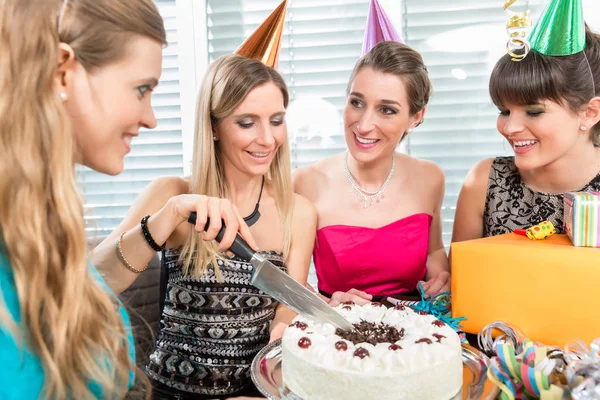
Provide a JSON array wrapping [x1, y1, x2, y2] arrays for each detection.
[[451, 233, 600, 347]]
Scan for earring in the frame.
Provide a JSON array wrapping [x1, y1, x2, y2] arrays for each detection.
[[581, 125, 588, 131], [59, 92, 67, 101], [407, 128, 414, 134], [213, 136, 218, 141]]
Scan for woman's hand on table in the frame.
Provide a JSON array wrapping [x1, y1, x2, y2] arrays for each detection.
[[420, 271, 451, 299], [328, 288, 373, 307]]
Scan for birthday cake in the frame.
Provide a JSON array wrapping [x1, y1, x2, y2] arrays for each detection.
[[281, 302, 463, 400]]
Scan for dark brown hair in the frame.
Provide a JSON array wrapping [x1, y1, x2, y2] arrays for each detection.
[[347, 41, 432, 117], [490, 25, 600, 145]]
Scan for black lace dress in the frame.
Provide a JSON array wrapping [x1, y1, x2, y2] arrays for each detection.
[[483, 156, 600, 237]]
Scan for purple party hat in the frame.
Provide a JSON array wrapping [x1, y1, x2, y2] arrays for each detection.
[[362, 0, 403, 56]]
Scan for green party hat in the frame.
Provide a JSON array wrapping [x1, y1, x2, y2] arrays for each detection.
[[529, 0, 585, 56]]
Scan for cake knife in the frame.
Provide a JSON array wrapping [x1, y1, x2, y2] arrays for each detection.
[[188, 212, 354, 331]]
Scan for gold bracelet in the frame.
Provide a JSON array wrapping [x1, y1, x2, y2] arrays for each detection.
[[116, 232, 148, 273]]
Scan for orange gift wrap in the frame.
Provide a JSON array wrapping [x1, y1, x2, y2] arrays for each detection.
[[451, 233, 600, 347]]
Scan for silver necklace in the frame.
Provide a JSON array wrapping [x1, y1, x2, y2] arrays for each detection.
[[344, 152, 395, 208]]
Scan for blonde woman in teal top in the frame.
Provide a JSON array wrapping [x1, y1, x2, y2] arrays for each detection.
[[0, 251, 136, 398], [0, 0, 166, 398]]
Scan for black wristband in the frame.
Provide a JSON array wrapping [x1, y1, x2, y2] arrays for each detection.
[[140, 215, 165, 252]]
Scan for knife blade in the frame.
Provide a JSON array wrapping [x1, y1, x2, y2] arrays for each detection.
[[188, 212, 353, 330]]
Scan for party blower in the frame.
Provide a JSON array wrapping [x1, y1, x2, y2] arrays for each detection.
[[188, 212, 353, 331]]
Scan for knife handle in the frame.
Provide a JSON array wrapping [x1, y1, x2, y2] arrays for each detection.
[[187, 212, 255, 262]]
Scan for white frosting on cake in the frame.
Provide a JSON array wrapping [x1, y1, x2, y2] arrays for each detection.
[[281, 303, 463, 400]]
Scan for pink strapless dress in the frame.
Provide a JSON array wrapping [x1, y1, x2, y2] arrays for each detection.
[[314, 213, 432, 298]]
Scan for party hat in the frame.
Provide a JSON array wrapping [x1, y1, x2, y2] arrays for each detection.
[[234, 0, 287, 68], [361, 0, 403, 56], [529, 0, 585, 56]]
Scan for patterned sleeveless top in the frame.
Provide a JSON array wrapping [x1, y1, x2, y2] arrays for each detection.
[[146, 248, 285, 397], [484, 156, 600, 237]]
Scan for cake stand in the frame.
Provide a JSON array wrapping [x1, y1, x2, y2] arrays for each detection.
[[251, 340, 499, 400]]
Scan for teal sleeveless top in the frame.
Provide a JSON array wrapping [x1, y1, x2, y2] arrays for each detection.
[[0, 248, 135, 399]]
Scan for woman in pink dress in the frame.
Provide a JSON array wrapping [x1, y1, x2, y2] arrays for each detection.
[[294, 41, 450, 302]]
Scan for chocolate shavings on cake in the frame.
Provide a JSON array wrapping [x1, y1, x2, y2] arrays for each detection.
[[335, 321, 405, 345]]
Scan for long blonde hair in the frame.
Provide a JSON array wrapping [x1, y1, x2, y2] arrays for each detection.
[[0, 0, 165, 399], [181, 55, 293, 279]]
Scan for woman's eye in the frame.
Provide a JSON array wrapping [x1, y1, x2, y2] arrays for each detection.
[[350, 99, 363, 108], [136, 85, 152, 99], [380, 107, 397, 115], [271, 119, 284, 126], [526, 110, 544, 117], [237, 121, 254, 129]]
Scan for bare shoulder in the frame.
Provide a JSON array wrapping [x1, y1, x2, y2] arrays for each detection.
[[457, 157, 495, 215], [292, 164, 317, 191], [416, 157, 445, 185], [465, 157, 494, 185], [127, 175, 189, 217], [148, 175, 189, 194], [291, 192, 317, 222], [142, 175, 189, 202], [452, 158, 494, 242], [399, 154, 445, 188], [293, 153, 343, 201], [312, 153, 344, 173]]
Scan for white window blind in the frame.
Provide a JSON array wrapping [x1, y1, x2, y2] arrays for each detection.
[[80, 0, 185, 241], [401, 0, 539, 246]]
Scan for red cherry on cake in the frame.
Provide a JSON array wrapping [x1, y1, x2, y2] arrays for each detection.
[[417, 310, 428, 316], [298, 337, 311, 349], [335, 341, 348, 351], [394, 304, 406, 311], [353, 347, 370, 359], [389, 344, 402, 351], [342, 301, 355, 305], [432, 333, 446, 343], [292, 321, 308, 331], [432, 320, 445, 328], [371, 302, 384, 307]]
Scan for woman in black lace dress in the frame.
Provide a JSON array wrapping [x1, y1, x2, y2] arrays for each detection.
[[453, 25, 600, 243], [91, 55, 316, 399]]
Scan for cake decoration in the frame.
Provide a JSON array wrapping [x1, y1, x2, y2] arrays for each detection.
[[336, 321, 404, 346], [353, 348, 370, 359], [298, 337, 311, 349], [282, 303, 464, 400], [335, 341, 349, 351], [416, 338, 433, 345]]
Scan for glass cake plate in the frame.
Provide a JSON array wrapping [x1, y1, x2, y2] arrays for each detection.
[[251, 339, 500, 400]]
